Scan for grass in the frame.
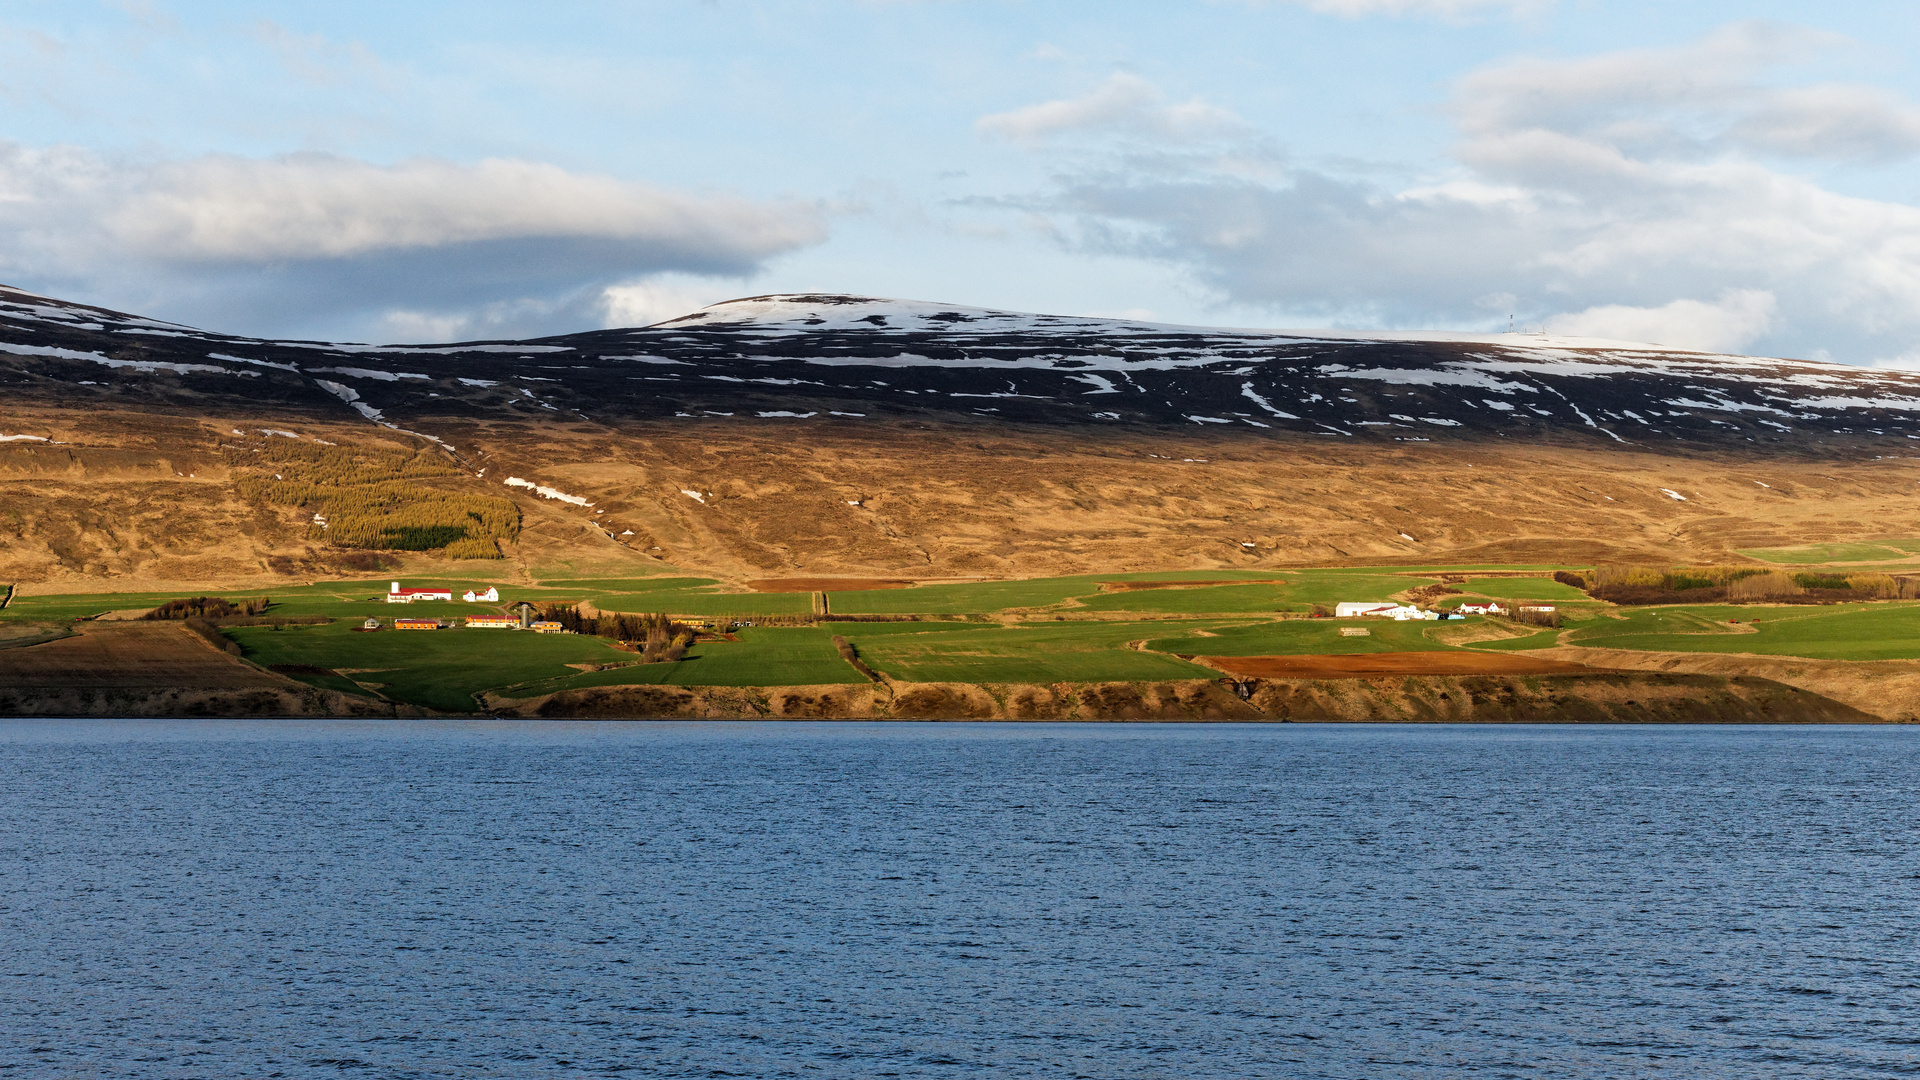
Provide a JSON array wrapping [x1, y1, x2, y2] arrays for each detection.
[[1567, 602, 1920, 661], [28, 562, 1920, 707], [225, 621, 635, 712], [1072, 581, 1293, 614], [504, 628, 866, 696], [1453, 577, 1590, 601], [1142, 618, 1464, 657], [1737, 542, 1915, 565], [836, 620, 1225, 682]]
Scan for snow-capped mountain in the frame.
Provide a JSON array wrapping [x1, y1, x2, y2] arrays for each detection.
[[7, 286, 1920, 445]]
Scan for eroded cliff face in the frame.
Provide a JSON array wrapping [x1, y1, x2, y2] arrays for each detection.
[[484, 672, 1875, 723]]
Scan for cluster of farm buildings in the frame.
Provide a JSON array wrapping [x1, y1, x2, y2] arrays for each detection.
[[1334, 601, 1556, 620], [376, 582, 566, 632]]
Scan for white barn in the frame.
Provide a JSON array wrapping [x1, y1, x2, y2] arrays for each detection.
[[1335, 602, 1399, 618], [387, 582, 453, 603]]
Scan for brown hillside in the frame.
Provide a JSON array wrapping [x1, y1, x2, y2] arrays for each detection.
[[6, 400, 1920, 590]]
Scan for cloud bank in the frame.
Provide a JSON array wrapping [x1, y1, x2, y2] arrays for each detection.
[[990, 23, 1920, 362], [0, 146, 824, 341]]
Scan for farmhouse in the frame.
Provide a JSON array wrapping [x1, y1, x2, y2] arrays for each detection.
[[463, 587, 500, 603], [1456, 602, 1504, 615], [387, 581, 453, 604], [466, 616, 514, 629], [394, 618, 442, 631], [531, 621, 567, 634]]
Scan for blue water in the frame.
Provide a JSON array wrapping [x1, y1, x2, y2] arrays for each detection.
[[1, 722, 1917, 1079]]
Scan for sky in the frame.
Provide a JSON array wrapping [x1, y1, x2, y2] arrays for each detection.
[[7, 1, 1920, 363]]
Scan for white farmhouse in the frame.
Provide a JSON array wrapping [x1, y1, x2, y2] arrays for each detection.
[[463, 586, 500, 602], [1456, 602, 1505, 615]]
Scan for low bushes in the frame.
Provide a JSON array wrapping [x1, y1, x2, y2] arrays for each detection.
[[1584, 564, 1920, 605], [145, 596, 270, 620]]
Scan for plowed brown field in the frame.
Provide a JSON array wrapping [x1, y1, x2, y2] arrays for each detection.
[[0, 623, 286, 689], [1202, 652, 1605, 678]]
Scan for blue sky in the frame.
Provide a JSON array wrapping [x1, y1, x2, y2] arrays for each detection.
[[7, 1, 1920, 362]]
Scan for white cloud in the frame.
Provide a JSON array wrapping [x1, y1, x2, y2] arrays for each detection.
[[1451, 21, 1920, 165], [977, 73, 1247, 147], [1002, 23, 1920, 363], [1548, 290, 1777, 352], [601, 274, 745, 327], [98, 153, 820, 263], [0, 143, 824, 340]]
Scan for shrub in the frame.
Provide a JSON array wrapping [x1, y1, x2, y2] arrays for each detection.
[[145, 596, 269, 620], [1729, 571, 1805, 601]]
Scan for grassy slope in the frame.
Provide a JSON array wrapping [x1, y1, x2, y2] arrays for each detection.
[[1568, 603, 1920, 660], [1143, 618, 1463, 656], [505, 627, 867, 697], [836, 620, 1225, 682], [226, 621, 635, 712]]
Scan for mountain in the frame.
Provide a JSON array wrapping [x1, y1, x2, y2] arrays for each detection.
[[8, 287, 1920, 444], [6, 285, 1920, 588]]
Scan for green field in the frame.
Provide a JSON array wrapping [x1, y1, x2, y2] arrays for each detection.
[[836, 620, 1226, 682], [226, 620, 636, 712], [15, 560, 1920, 712], [505, 627, 867, 697], [1142, 618, 1461, 656], [1568, 602, 1920, 660], [1452, 577, 1590, 601]]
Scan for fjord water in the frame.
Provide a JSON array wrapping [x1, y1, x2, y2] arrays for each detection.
[[2, 723, 1915, 1078]]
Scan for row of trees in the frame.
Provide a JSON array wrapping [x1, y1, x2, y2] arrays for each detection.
[[144, 596, 270, 620], [537, 607, 699, 662], [1564, 566, 1919, 604]]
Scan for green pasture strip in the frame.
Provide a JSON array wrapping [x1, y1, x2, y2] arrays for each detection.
[[1467, 627, 1567, 651], [833, 571, 1288, 615], [1351, 563, 1569, 573], [224, 621, 634, 712], [1736, 542, 1913, 565], [670, 628, 865, 685], [274, 670, 379, 698], [1251, 570, 1444, 610], [535, 576, 722, 592], [1, 591, 187, 621], [1453, 577, 1589, 601], [591, 590, 815, 616], [1567, 602, 1920, 661], [542, 576, 815, 615], [838, 619, 1228, 683], [508, 627, 866, 694], [829, 577, 1108, 614], [1073, 581, 1294, 614], [1143, 617, 1465, 657]]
